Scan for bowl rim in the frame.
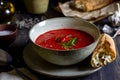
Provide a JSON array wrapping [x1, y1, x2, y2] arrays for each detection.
[[29, 17, 101, 51]]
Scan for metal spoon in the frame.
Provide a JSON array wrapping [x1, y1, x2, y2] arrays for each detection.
[[0, 49, 32, 80], [112, 28, 120, 38]]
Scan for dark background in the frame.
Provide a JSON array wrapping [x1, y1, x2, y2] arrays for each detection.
[[0, 0, 120, 80]]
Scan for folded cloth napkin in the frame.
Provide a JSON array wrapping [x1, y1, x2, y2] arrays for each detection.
[[0, 68, 39, 80]]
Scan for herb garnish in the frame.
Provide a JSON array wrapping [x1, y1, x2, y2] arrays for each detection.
[[61, 35, 77, 50]]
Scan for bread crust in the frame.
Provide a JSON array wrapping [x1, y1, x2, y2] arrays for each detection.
[[91, 33, 116, 68], [73, 0, 114, 11]]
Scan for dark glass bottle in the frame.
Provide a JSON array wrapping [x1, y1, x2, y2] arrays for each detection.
[[0, 0, 15, 24]]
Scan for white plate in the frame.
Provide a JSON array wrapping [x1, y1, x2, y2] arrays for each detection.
[[23, 43, 101, 78]]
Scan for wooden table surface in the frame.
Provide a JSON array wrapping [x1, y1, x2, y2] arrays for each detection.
[[0, 0, 120, 80]]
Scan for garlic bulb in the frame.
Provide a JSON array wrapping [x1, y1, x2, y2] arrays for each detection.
[[102, 24, 113, 34], [109, 3, 120, 27]]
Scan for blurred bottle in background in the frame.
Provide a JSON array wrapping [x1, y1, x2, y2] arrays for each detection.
[[24, 0, 49, 14], [0, 0, 15, 24]]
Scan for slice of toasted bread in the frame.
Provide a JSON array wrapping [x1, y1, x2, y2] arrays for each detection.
[[91, 33, 116, 68], [73, 0, 115, 12]]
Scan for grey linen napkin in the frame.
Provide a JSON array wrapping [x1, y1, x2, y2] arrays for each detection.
[[0, 68, 39, 80]]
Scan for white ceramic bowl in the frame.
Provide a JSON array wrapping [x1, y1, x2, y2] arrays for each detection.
[[29, 17, 100, 66]]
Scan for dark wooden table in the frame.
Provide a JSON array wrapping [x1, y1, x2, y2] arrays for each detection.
[[0, 0, 120, 80]]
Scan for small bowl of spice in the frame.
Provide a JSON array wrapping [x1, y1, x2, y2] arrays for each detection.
[[0, 24, 17, 48]]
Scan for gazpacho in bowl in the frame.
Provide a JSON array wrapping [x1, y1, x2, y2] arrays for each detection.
[[29, 17, 100, 66]]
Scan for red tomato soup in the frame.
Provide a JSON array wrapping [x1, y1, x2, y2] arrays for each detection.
[[35, 29, 94, 50]]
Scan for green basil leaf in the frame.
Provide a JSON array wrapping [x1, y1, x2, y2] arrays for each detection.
[[61, 37, 77, 50]]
